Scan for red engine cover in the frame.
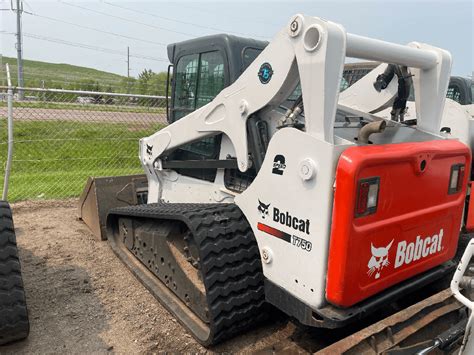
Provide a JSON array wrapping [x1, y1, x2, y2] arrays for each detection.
[[326, 140, 470, 307]]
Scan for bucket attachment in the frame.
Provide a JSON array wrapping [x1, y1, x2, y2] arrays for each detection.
[[78, 174, 148, 240]]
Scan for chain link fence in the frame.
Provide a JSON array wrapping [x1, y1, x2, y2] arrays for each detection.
[[0, 62, 378, 202], [0, 85, 167, 201]]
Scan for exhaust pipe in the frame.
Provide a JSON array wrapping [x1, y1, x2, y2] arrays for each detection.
[[357, 120, 387, 144]]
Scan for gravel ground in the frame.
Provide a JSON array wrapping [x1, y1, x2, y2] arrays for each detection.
[[0, 107, 167, 123], [0, 199, 301, 354]]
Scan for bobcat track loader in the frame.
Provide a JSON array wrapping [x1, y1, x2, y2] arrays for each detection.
[[101, 15, 472, 346]]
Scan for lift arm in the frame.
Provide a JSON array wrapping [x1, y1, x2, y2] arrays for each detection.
[[140, 14, 452, 186]]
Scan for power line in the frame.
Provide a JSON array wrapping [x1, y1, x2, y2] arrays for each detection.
[[21, 0, 33, 12], [101, 1, 268, 40], [58, 0, 195, 38], [165, 2, 281, 28], [7, 32, 169, 62], [26, 12, 167, 47]]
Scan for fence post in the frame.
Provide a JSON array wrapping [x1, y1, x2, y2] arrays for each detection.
[[3, 64, 14, 200]]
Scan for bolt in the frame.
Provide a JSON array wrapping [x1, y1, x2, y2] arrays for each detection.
[[290, 20, 298, 32], [261, 247, 272, 264], [239, 99, 248, 116], [301, 165, 309, 175], [288, 15, 303, 37]]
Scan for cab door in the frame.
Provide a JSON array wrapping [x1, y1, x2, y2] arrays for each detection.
[[166, 50, 228, 182], [171, 51, 227, 122]]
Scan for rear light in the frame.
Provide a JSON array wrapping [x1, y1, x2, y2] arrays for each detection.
[[448, 164, 465, 194], [355, 177, 380, 217]]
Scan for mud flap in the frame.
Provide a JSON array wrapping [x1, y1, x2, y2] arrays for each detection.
[[78, 174, 148, 240]]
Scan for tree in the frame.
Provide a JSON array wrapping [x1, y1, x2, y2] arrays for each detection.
[[137, 69, 168, 96], [138, 69, 154, 95]]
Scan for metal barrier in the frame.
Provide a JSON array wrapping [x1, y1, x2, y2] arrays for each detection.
[[0, 80, 167, 201]]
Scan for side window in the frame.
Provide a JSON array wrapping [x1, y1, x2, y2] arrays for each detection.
[[340, 78, 350, 92], [196, 52, 225, 108], [242, 47, 262, 70], [342, 68, 372, 88], [174, 54, 199, 117], [447, 84, 462, 103], [173, 51, 225, 121], [288, 84, 302, 101]]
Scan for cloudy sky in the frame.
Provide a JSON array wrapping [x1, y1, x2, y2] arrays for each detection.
[[1, 0, 472, 78]]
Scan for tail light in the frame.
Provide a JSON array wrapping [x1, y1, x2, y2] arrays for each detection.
[[448, 164, 465, 194], [355, 177, 380, 217]]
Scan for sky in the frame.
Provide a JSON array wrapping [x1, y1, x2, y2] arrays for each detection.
[[0, 0, 473, 79]]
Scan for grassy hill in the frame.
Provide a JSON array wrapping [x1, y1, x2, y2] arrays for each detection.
[[0, 56, 138, 93]]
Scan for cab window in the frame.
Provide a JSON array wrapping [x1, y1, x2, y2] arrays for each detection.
[[242, 47, 262, 70], [197, 51, 225, 108], [173, 51, 225, 121], [174, 54, 199, 118], [447, 84, 462, 103]]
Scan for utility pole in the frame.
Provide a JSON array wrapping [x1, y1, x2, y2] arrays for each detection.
[[15, 0, 24, 99], [127, 46, 130, 78], [126, 46, 130, 93]]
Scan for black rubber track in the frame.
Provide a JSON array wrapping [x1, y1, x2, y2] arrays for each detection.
[[107, 203, 267, 346], [0, 201, 29, 345]]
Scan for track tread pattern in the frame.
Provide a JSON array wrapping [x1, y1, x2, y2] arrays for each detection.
[[109, 203, 266, 345], [0, 201, 29, 345]]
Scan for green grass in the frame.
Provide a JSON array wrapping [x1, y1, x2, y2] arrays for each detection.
[[0, 119, 165, 201], [0, 100, 166, 114], [1, 56, 126, 88]]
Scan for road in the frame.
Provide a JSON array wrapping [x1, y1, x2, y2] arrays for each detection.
[[0, 107, 167, 123]]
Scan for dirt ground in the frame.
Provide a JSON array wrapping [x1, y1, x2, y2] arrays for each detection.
[[0, 199, 462, 354], [0, 199, 303, 354]]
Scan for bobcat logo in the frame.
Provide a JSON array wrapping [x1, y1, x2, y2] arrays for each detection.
[[146, 144, 153, 156], [258, 200, 271, 219], [367, 240, 393, 279]]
